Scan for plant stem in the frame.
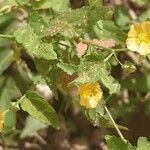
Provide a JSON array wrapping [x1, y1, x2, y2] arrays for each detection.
[[34, 133, 47, 145], [0, 34, 13, 39], [79, 39, 128, 52], [4, 95, 25, 115], [16, 95, 25, 104], [80, 39, 104, 49], [3, 109, 9, 115], [113, 50, 123, 66], [80, 38, 125, 66], [104, 106, 127, 143], [104, 52, 113, 62]]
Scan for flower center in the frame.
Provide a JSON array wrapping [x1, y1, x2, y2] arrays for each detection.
[[136, 32, 150, 44]]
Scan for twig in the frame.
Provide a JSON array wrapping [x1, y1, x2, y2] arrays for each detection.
[[0, 34, 14, 39], [104, 106, 127, 143], [34, 133, 47, 146], [112, 50, 123, 66], [0, 134, 18, 149], [104, 53, 114, 62], [79, 39, 128, 52]]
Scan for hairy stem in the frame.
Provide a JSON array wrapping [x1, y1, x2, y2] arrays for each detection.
[[104, 52, 114, 62], [79, 38, 128, 52], [105, 106, 127, 143], [0, 34, 14, 39], [113, 50, 123, 66]]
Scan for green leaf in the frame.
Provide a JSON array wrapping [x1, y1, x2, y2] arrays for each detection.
[[57, 62, 77, 75], [121, 73, 150, 92], [28, 12, 48, 37], [0, 76, 20, 133], [12, 61, 33, 94], [0, 0, 17, 15], [31, 0, 70, 12], [46, 0, 70, 12], [40, 43, 57, 60], [122, 61, 136, 75], [45, 5, 113, 38], [20, 91, 60, 129], [138, 9, 150, 22], [88, 0, 102, 6], [137, 137, 150, 150], [13, 25, 57, 60], [45, 8, 87, 37], [1, 0, 17, 5], [0, 49, 14, 75], [87, 5, 113, 32], [0, 5, 11, 15], [34, 59, 53, 76], [16, 0, 30, 6], [21, 116, 48, 138], [3, 111, 16, 134], [83, 101, 127, 129], [74, 61, 120, 94], [93, 20, 127, 44], [114, 5, 130, 27], [105, 135, 136, 150], [88, 100, 105, 125], [0, 77, 20, 111], [83, 101, 105, 127]]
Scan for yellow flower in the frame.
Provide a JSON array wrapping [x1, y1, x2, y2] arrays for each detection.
[[79, 82, 103, 108], [126, 21, 150, 55], [0, 111, 4, 131]]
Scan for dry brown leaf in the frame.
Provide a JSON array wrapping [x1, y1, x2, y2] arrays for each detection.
[[92, 39, 115, 48], [76, 42, 88, 58]]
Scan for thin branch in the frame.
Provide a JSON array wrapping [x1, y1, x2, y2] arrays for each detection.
[[104, 52, 114, 62], [0, 135, 18, 149], [0, 34, 14, 39], [34, 133, 47, 146], [104, 106, 127, 143], [113, 50, 123, 66], [79, 38, 128, 52]]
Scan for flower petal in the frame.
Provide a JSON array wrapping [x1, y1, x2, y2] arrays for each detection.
[[126, 21, 150, 55], [79, 82, 103, 108]]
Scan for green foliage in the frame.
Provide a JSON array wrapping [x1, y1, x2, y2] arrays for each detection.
[[57, 62, 77, 75], [0, 76, 20, 133], [12, 61, 33, 94], [20, 91, 60, 129], [28, 12, 49, 37], [14, 25, 57, 60], [20, 116, 48, 138], [105, 135, 136, 150], [122, 61, 137, 75], [0, 49, 14, 75], [114, 5, 130, 28], [138, 9, 150, 21], [46, 3, 113, 38], [121, 73, 150, 92], [93, 20, 127, 44], [84, 101, 127, 129], [73, 58, 120, 94], [31, 0, 70, 11], [137, 137, 150, 150], [0, 0, 150, 148], [45, 8, 87, 37], [106, 136, 150, 150]]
